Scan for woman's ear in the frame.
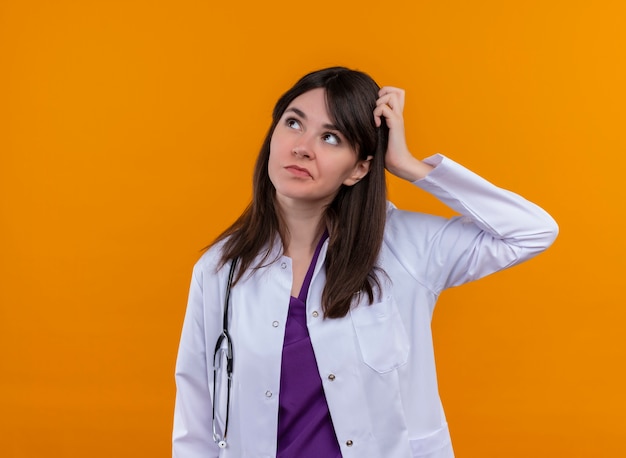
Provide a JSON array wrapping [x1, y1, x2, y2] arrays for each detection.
[[343, 155, 373, 186]]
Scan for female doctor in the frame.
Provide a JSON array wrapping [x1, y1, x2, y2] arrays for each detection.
[[173, 67, 558, 458]]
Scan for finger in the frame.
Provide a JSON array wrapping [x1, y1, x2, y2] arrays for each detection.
[[373, 103, 398, 125], [373, 108, 380, 127], [373, 106, 382, 127], [373, 105, 386, 127], [375, 94, 393, 107], [378, 86, 404, 97], [373, 105, 383, 127], [376, 92, 405, 112], [376, 96, 399, 113], [375, 99, 402, 121], [378, 87, 405, 106]]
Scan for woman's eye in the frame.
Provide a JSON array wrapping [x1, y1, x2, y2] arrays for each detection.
[[286, 118, 301, 130], [322, 133, 341, 146]]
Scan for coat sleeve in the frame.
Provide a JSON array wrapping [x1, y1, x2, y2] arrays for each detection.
[[173, 261, 220, 458], [385, 154, 559, 294]]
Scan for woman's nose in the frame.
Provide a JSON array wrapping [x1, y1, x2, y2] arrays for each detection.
[[292, 136, 315, 159]]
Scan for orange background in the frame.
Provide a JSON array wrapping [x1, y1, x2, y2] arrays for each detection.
[[1, 1, 625, 457]]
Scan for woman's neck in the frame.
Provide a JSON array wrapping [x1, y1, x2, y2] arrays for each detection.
[[277, 200, 326, 258]]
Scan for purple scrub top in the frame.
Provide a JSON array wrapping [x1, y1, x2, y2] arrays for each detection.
[[276, 232, 342, 458]]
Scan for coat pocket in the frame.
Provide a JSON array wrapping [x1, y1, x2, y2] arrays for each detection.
[[350, 295, 410, 373], [409, 424, 453, 457]]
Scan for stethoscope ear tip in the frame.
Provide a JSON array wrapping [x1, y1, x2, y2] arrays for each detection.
[[218, 440, 227, 449]]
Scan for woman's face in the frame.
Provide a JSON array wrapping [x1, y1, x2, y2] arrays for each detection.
[[268, 88, 371, 209]]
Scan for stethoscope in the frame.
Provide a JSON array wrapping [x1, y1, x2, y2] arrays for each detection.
[[212, 257, 238, 449]]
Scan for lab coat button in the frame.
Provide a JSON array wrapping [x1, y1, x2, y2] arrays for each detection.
[[265, 390, 272, 398], [272, 321, 279, 327], [328, 374, 336, 381], [346, 440, 353, 447], [312, 311, 319, 318], [280, 262, 287, 269]]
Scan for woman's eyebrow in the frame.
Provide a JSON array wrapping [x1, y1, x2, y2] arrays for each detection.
[[285, 107, 340, 131], [286, 107, 306, 119]]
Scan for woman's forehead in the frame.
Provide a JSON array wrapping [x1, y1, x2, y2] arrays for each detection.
[[284, 88, 335, 125]]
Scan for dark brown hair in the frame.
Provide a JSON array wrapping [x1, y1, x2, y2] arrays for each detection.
[[212, 67, 389, 318]]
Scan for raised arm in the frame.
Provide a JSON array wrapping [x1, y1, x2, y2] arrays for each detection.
[[376, 86, 559, 293]]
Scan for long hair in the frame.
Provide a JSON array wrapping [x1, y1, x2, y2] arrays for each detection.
[[212, 67, 389, 318]]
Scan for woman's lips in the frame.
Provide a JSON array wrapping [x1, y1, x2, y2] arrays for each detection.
[[285, 165, 312, 178]]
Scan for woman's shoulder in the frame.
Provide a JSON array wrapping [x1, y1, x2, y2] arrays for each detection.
[[193, 238, 229, 273], [384, 201, 449, 231], [383, 201, 472, 257]]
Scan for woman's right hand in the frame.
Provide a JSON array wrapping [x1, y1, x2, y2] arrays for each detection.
[[374, 86, 433, 181]]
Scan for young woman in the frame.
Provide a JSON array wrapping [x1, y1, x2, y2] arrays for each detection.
[[173, 67, 558, 458]]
